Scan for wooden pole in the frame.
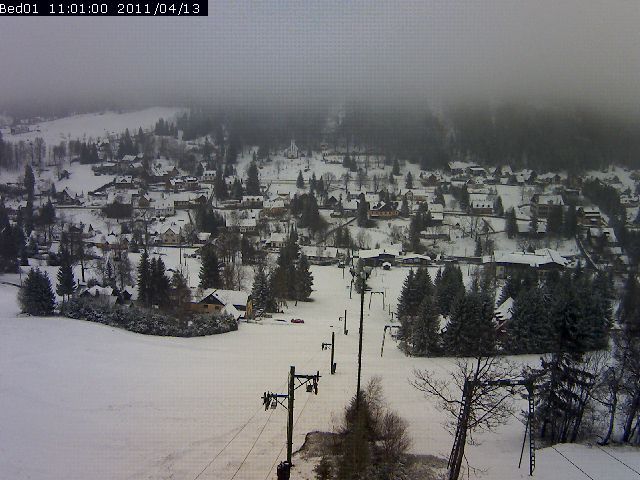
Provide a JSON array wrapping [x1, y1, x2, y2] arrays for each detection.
[[287, 365, 295, 464]]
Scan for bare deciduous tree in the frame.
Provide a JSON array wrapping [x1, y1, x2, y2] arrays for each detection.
[[411, 356, 519, 480]]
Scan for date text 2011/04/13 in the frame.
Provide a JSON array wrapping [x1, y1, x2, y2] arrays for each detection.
[[49, 2, 205, 15], [0, 2, 206, 15]]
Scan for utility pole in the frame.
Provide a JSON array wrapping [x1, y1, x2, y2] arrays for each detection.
[[356, 273, 365, 409], [344, 309, 347, 335], [322, 331, 336, 374], [262, 367, 321, 467]]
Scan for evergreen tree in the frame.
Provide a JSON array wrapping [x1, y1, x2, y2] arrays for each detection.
[[171, 270, 191, 309], [356, 194, 369, 227], [410, 294, 441, 356], [18, 268, 55, 316], [564, 205, 577, 238], [230, 178, 244, 200], [251, 267, 275, 314], [503, 287, 551, 353], [493, 195, 504, 216], [0, 223, 19, 273], [245, 160, 261, 195], [151, 257, 171, 307], [56, 248, 75, 301], [309, 172, 317, 194], [547, 206, 563, 236], [505, 207, 517, 239], [199, 245, 222, 289], [295, 254, 314, 301], [214, 168, 228, 200], [443, 290, 495, 356], [400, 196, 410, 217], [405, 171, 413, 189], [392, 158, 400, 176], [435, 263, 465, 316], [137, 250, 151, 307], [296, 170, 305, 189], [24, 164, 35, 198]]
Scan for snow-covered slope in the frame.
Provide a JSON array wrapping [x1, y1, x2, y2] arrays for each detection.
[[0, 268, 636, 479], [3, 107, 183, 145]]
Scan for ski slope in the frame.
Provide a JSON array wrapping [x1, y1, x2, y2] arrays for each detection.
[[0, 267, 637, 480]]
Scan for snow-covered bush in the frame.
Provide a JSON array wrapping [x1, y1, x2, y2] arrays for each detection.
[[60, 299, 238, 337]]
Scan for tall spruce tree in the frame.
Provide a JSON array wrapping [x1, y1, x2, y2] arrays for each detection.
[[199, 245, 222, 289], [505, 207, 517, 239], [410, 294, 441, 356], [137, 250, 151, 307], [18, 268, 55, 316], [296, 170, 305, 189], [245, 160, 261, 195], [443, 290, 495, 356], [435, 263, 465, 317], [503, 287, 551, 354], [251, 267, 275, 314], [56, 248, 76, 301], [295, 254, 314, 302]]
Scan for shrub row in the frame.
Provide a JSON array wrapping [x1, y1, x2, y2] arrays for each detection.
[[60, 299, 238, 337]]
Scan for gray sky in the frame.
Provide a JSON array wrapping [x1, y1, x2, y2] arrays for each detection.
[[1, 0, 639, 112]]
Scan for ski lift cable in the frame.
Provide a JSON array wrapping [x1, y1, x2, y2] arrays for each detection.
[[594, 444, 640, 477], [192, 405, 263, 480], [261, 347, 325, 479], [192, 338, 323, 480], [229, 405, 279, 480], [263, 385, 316, 480], [551, 446, 597, 480]]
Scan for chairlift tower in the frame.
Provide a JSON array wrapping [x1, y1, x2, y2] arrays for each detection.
[[262, 366, 321, 465]]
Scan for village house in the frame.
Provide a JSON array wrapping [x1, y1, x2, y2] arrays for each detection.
[[241, 195, 264, 209], [154, 200, 176, 218], [114, 175, 136, 190], [263, 232, 288, 251], [173, 193, 207, 210], [201, 170, 217, 183], [190, 289, 250, 317], [398, 253, 431, 266], [53, 187, 81, 206], [262, 199, 287, 217], [369, 201, 399, 219], [532, 194, 564, 218], [469, 197, 494, 216], [159, 227, 181, 245], [357, 244, 402, 267], [486, 248, 568, 279], [426, 203, 444, 225], [228, 218, 258, 235], [133, 194, 151, 209], [577, 206, 605, 227], [300, 245, 342, 265]]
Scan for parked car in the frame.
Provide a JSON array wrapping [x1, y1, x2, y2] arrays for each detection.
[[382, 261, 392, 270], [291, 318, 305, 324]]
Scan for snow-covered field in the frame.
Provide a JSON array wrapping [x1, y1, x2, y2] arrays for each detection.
[[3, 107, 183, 146], [1, 267, 637, 480]]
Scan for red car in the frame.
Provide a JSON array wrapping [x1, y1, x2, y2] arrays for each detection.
[[291, 318, 305, 324]]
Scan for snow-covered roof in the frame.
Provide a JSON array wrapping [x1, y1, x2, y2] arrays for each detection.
[[489, 248, 568, 268], [494, 297, 514, 322], [358, 244, 402, 259], [535, 194, 564, 206]]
